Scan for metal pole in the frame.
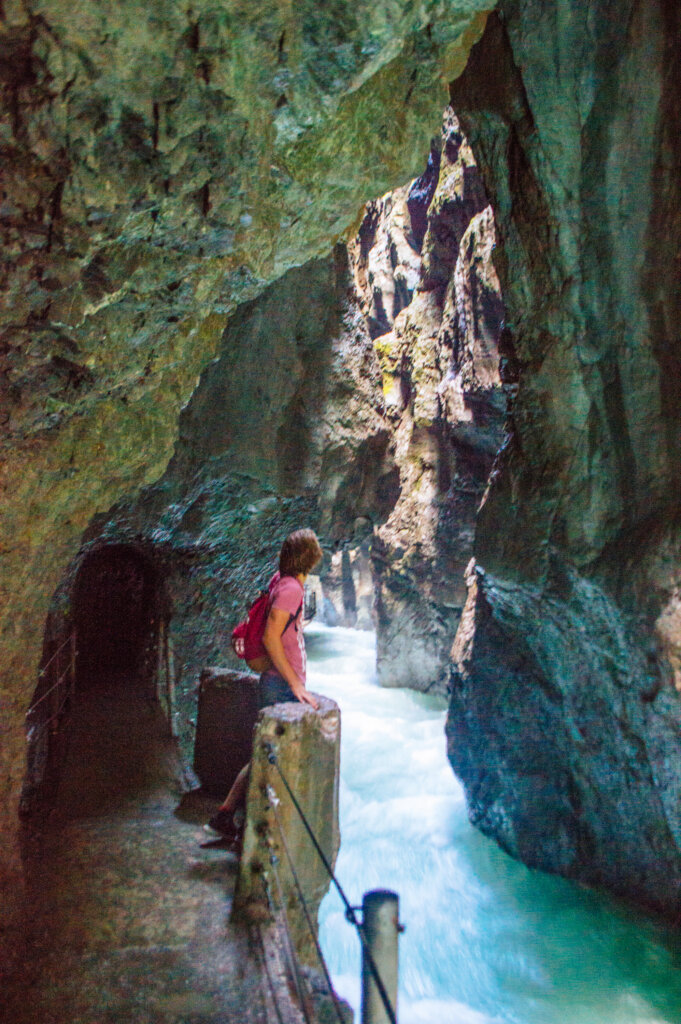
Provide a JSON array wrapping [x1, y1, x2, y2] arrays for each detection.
[[361, 889, 399, 1024]]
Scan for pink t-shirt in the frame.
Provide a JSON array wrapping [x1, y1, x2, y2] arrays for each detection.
[[269, 573, 306, 683]]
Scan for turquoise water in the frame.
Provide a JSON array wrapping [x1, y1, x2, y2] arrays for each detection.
[[307, 624, 681, 1024]]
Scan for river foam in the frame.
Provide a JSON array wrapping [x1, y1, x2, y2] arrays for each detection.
[[308, 624, 681, 1024]]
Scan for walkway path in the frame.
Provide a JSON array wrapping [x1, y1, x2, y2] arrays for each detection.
[[6, 679, 272, 1024]]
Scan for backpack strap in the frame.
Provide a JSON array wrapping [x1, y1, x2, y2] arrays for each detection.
[[282, 600, 303, 637]]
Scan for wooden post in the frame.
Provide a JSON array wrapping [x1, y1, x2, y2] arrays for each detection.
[[361, 890, 400, 1024], [235, 696, 341, 965]]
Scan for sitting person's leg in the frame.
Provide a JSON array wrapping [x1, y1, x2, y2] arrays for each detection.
[[205, 671, 289, 837], [217, 763, 249, 813], [208, 766, 248, 838]]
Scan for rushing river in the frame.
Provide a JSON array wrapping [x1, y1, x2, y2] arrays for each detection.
[[306, 624, 681, 1024]]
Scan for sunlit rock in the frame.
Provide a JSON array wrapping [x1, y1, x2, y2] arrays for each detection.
[[355, 110, 504, 692]]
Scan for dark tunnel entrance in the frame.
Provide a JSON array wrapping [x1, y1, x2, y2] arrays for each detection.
[[73, 544, 158, 692], [21, 542, 181, 825]]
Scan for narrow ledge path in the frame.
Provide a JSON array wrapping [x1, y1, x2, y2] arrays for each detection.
[[6, 680, 273, 1024]]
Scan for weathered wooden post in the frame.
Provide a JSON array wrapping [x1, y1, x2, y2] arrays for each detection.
[[234, 695, 340, 963], [361, 889, 400, 1024]]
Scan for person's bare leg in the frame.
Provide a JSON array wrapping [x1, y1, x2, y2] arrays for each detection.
[[218, 763, 250, 812]]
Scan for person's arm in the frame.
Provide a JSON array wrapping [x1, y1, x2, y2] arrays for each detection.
[[263, 606, 319, 709]]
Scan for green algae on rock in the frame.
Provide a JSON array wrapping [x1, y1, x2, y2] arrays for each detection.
[[0, 0, 492, 950]]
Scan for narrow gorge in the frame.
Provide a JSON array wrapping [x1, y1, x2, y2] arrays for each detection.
[[2, 0, 681, 999]]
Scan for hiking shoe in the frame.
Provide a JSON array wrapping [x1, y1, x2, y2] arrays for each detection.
[[205, 808, 242, 841]]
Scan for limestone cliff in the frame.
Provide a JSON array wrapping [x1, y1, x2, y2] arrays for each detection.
[[351, 110, 504, 692], [446, 4, 681, 917], [2, 0, 680, 942]]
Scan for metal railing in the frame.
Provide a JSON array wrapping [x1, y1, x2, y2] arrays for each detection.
[[26, 632, 77, 738]]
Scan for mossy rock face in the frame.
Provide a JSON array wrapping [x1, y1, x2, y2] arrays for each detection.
[[0, 0, 492, 933]]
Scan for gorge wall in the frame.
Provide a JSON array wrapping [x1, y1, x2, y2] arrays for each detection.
[[0, 0, 492, 954], [446, 3, 681, 918], [352, 109, 504, 692], [1, 0, 681, 957], [61, 250, 397, 761]]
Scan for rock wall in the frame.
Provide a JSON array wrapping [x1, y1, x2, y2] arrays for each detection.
[[446, 3, 681, 916], [0, 0, 493, 953], [321, 540, 375, 630], [2, 0, 679, 939], [353, 110, 504, 691], [45, 252, 395, 762]]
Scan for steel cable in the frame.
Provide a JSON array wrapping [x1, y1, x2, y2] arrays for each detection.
[[27, 686, 72, 740], [27, 636, 76, 716], [37, 633, 74, 678], [254, 922, 286, 1024], [263, 740, 397, 1024], [266, 785, 348, 1024]]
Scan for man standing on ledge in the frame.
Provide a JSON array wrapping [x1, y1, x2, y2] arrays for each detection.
[[205, 528, 323, 841]]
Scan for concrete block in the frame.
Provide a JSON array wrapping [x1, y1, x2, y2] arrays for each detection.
[[193, 668, 259, 797]]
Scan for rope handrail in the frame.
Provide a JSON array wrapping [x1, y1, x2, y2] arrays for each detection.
[[266, 784, 348, 1024], [28, 634, 76, 717], [38, 633, 74, 678], [263, 739, 398, 1024]]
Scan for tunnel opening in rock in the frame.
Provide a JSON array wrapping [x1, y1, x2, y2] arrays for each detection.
[[72, 543, 159, 692], [21, 542, 175, 822]]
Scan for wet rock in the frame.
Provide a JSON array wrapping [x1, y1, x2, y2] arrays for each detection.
[[0, 1, 492, 942], [420, 108, 489, 291], [64, 251, 395, 760], [321, 541, 375, 630], [407, 142, 441, 250], [448, 558, 681, 918], [446, 3, 681, 912], [353, 187, 422, 340]]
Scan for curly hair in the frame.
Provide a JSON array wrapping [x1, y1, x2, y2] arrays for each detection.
[[279, 528, 323, 578]]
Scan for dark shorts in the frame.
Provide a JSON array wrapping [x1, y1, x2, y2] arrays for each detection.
[[258, 670, 295, 710]]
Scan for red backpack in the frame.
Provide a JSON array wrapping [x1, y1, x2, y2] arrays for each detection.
[[231, 573, 302, 671]]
